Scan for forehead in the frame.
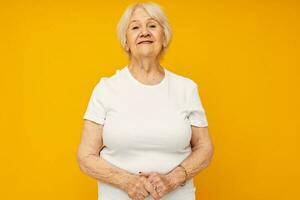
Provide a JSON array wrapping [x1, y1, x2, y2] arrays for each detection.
[[129, 7, 157, 24]]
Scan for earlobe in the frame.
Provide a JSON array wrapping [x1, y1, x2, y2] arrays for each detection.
[[163, 40, 167, 48], [125, 41, 129, 51], [163, 37, 167, 48]]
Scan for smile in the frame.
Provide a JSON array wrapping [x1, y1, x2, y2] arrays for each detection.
[[138, 41, 154, 44]]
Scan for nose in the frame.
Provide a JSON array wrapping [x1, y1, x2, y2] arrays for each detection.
[[140, 26, 151, 37]]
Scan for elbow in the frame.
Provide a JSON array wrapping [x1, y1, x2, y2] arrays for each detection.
[[206, 143, 215, 166], [201, 143, 214, 168], [209, 142, 214, 157], [77, 150, 87, 173]]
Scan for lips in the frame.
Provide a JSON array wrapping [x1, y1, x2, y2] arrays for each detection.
[[138, 40, 154, 44]]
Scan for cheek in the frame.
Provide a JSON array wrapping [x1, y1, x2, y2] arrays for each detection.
[[126, 32, 138, 45], [127, 35, 137, 46], [151, 31, 164, 42]]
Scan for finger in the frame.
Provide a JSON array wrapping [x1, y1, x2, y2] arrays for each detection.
[[148, 175, 160, 185], [149, 185, 161, 200], [138, 193, 146, 200], [148, 172, 161, 181], [141, 176, 161, 200], [138, 178, 150, 198], [133, 180, 148, 200], [139, 186, 149, 198]]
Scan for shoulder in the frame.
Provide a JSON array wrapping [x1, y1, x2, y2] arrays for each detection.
[[166, 68, 198, 91], [95, 67, 124, 90]]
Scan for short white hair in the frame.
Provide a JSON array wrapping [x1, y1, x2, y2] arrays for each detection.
[[116, 2, 172, 58]]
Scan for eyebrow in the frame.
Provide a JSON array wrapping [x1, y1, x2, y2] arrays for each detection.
[[129, 18, 156, 25]]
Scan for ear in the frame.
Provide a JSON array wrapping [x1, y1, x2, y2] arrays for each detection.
[[125, 41, 129, 51], [163, 37, 167, 48]]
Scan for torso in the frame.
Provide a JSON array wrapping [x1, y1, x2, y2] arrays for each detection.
[[94, 65, 198, 200]]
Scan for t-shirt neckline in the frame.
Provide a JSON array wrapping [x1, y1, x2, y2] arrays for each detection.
[[125, 65, 168, 88]]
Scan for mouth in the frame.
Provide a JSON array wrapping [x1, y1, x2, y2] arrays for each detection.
[[138, 41, 154, 44]]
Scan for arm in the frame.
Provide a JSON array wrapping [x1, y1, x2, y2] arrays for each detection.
[[166, 126, 214, 188], [76, 119, 134, 192]]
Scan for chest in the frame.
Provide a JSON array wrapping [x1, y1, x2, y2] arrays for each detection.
[[102, 86, 192, 152]]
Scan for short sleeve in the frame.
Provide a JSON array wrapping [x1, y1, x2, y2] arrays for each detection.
[[187, 82, 208, 127], [83, 78, 108, 125]]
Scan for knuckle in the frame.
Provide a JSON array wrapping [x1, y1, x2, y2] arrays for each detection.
[[154, 177, 160, 182], [141, 176, 147, 182], [135, 182, 141, 187], [128, 191, 133, 197]]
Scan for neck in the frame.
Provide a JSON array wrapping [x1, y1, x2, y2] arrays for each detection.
[[128, 56, 163, 75]]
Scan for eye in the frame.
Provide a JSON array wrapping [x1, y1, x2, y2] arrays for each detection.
[[149, 25, 156, 28], [132, 26, 139, 30]]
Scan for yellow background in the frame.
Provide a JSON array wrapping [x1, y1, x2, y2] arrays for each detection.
[[1, 0, 299, 199]]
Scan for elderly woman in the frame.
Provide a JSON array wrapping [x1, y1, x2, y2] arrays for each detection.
[[77, 2, 214, 200]]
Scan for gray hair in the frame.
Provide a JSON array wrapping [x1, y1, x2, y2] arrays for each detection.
[[116, 2, 172, 58]]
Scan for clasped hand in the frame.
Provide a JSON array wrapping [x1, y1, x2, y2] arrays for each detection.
[[126, 171, 175, 200]]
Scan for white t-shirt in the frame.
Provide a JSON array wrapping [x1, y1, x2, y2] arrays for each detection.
[[83, 65, 208, 200]]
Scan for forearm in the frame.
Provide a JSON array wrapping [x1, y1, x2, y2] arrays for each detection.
[[167, 146, 214, 188], [77, 154, 134, 191], [180, 145, 214, 181]]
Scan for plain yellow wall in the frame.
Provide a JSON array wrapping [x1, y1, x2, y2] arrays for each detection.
[[1, 0, 299, 199]]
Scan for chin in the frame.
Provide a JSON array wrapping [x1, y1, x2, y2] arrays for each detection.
[[137, 50, 153, 55], [134, 48, 160, 57], [139, 52, 158, 57]]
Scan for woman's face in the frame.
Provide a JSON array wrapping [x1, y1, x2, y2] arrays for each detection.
[[125, 7, 166, 58]]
